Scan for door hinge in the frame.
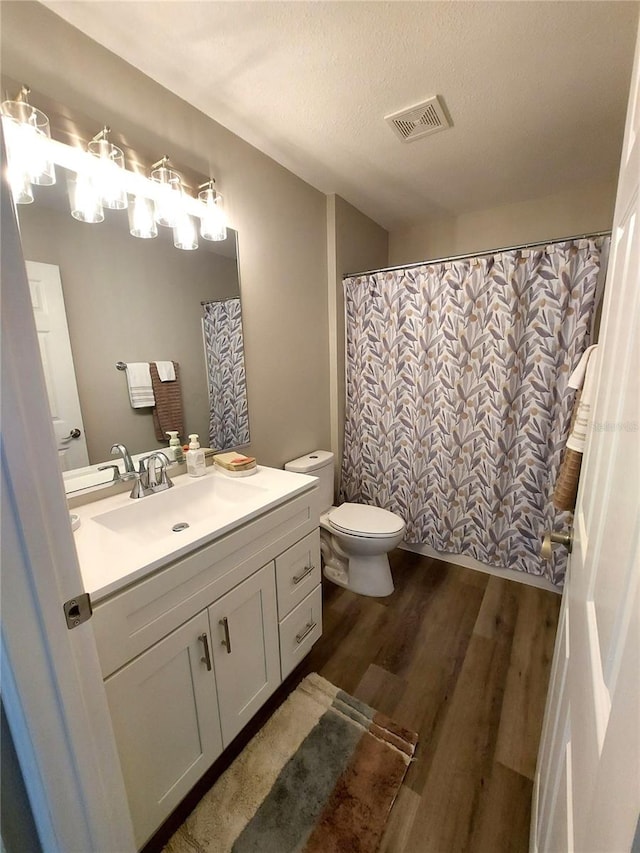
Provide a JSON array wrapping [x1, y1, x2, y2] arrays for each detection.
[[63, 593, 92, 629]]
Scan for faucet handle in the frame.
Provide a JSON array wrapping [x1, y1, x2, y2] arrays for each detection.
[[129, 473, 147, 500], [97, 463, 122, 483], [146, 452, 173, 490]]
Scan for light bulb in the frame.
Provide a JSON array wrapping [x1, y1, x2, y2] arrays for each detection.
[[199, 184, 227, 241], [68, 172, 104, 223], [173, 210, 198, 250], [128, 195, 158, 239], [88, 135, 127, 210]]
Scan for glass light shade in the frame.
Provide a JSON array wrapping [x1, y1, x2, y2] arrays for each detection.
[[173, 211, 198, 250], [1, 100, 56, 186], [1, 117, 34, 204], [87, 137, 128, 210], [67, 173, 104, 223], [8, 168, 35, 205], [151, 164, 182, 227], [198, 187, 227, 241], [128, 195, 158, 239]]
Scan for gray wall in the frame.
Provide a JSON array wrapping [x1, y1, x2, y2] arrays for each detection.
[[18, 202, 239, 462], [2, 1, 330, 469], [389, 179, 617, 264]]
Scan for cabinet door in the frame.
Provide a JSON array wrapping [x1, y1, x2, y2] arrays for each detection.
[[104, 610, 222, 848], [208, 562, 280, 746]]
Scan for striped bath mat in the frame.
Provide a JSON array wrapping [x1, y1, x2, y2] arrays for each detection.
[[164, 673, 418, 852]]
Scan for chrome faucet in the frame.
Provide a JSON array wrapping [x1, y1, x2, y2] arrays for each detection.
[[130, 451, 174, 499], [110, 443, 136, 474]]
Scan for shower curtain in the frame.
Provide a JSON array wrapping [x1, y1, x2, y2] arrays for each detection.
[[202, 297, 250, 450], [341, 238, 609, 585]]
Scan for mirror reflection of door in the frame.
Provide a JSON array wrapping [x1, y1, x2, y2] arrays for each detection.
[[26, 260, 90, 470]]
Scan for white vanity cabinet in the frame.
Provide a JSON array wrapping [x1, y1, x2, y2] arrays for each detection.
[[89, 485, 322, 849]]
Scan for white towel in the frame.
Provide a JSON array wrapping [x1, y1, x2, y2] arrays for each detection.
[[567, 345, 599, 453], [568, 344, 598, 390], [154, 361, 176, 382], [125, 362, 155, 408]]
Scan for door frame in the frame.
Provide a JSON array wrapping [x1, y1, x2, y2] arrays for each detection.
[[1, 137, 135, 850]]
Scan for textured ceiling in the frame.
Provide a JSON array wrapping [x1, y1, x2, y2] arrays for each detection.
[[41, 1, 639, 230]]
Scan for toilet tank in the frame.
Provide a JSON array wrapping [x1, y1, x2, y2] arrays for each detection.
[[285, 450, 334, 512]]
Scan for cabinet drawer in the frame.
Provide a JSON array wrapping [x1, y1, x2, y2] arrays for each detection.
[[275, 530, 321, 619], [279, 585, 322, 680]]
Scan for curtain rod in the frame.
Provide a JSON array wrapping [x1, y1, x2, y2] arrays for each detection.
[[346, 230, 612, 278]]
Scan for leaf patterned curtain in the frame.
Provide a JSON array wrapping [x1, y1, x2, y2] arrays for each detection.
[[341, 238, 609, 585], [202, 297, 250, 451]]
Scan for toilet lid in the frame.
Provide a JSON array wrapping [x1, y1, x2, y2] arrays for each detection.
[[328, 503, 405, 537]]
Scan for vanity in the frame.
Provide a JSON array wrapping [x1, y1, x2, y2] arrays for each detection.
[[72, 465, 322, 848]]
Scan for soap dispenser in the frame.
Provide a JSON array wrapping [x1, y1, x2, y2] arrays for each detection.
[[166, 431, 184, 463], [186, 434, 206, 478]]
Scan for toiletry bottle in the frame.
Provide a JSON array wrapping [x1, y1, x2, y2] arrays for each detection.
[[167, 431, 184, 463], [186, 434, 206, 477]]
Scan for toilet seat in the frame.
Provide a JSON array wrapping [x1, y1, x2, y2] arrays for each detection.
[[327, 503, 405, 538]]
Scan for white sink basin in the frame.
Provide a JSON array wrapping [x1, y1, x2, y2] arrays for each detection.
[[93, 475, 268, 545], [71, 466, 318, 601]]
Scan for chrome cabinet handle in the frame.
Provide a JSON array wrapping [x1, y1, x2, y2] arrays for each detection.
[[219, 617, 232, 654], [295, 621, 317, 644], [292, 564, 315, 585], [199, 632, 212, 671]]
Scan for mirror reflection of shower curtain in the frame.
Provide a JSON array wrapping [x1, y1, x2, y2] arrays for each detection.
[[341, 237, 610, 586], [202, 297, 250, 451]]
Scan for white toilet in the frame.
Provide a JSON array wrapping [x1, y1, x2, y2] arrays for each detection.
[[285, 451, 406, 597]]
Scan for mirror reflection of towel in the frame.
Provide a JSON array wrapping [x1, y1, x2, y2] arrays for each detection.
[[125, 362, 155, 408], [154, 361, 176, 382], [149, 361, 185, 442]]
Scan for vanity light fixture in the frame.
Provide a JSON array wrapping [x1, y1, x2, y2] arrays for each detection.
[[1, 84, 56, 203], [4, 91, 231, 252], [150, 155, 183, 227], [198, 179, 227, 242], [87, 126, 128, 210]]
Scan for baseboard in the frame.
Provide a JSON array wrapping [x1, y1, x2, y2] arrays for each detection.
[[399, 542, 561, 594]]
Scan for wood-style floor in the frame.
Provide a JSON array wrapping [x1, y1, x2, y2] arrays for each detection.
[[145, 549, 560, 853]]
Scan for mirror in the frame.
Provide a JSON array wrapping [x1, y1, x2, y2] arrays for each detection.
[[17, 166, 249, 493]]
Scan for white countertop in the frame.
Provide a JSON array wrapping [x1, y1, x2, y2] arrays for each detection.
[[71, 465, 318, 602]]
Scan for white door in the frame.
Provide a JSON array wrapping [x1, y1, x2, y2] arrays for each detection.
[[26, 260, 90, 470], [532, 22, 640, 853], [3, 133, 136, 851], [104, 610, 223, 848], [208, 563, 281, 746]]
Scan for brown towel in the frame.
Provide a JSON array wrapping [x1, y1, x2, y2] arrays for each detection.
[[149, 361, 185, 442], [553, 389, 582, 512]]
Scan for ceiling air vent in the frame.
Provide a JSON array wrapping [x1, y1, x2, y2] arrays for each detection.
[[385, 96, 451, 143]]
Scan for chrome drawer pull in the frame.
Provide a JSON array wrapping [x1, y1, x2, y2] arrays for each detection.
[[292, 564, 315, 585], [295, 621, 317, 644], [219, 617, 232, 654], [199, 633, 212, 671]]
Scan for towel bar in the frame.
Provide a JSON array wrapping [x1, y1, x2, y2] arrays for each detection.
[[116, 361, 127, 371]]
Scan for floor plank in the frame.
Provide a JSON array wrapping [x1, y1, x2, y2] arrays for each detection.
[[494, 584, 561, 779]]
